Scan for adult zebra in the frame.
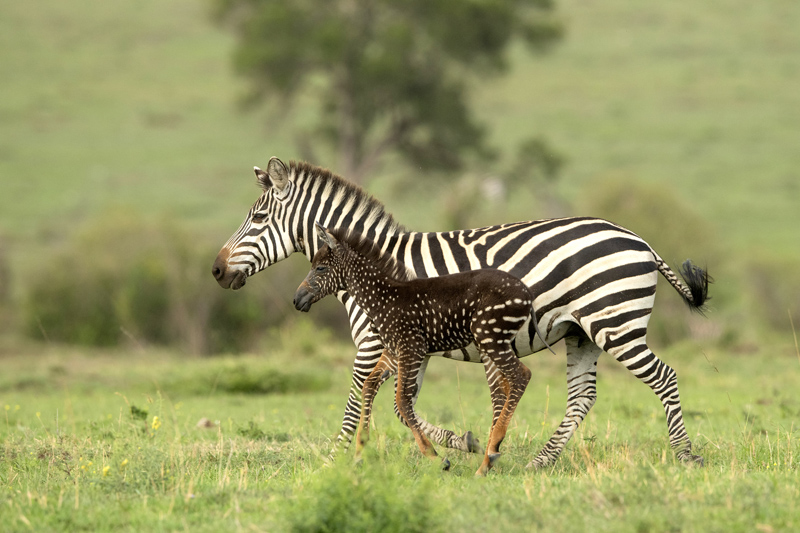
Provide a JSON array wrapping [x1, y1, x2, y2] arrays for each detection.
[[212, 157, 711, 468]]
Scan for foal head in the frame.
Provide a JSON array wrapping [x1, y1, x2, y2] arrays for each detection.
[[293, 222, 411, 313], [293, 223, 347, 312]]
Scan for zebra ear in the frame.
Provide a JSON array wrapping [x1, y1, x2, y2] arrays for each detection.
[[254, 166, 270, 191], [266, 157, 289, 191], [254, 158, 290, 192], [315, 222, 339, 251]]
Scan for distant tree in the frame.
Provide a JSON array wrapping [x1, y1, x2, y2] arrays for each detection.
[[214, 0, 563, 184]]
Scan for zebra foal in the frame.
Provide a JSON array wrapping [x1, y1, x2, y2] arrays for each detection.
[[294, 223, 551, 475]]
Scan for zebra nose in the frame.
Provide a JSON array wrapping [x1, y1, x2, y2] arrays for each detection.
[[212, 255, 227, 281]]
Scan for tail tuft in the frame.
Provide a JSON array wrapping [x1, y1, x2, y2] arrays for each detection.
[[679, 260, 712, 313]]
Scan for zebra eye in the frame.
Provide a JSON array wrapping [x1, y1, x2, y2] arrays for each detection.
[[252, 212, 267, 223], [315, 265, 328, 273]]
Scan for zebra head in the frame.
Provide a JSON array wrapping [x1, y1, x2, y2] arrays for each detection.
[[293, 223, 346, 312], [212, 157, 300, 290]]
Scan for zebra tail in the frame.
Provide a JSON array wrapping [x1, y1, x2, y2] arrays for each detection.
[[656, 257, 713, 315]]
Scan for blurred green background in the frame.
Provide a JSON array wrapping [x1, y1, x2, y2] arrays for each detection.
[[1, 0, 798, 356]]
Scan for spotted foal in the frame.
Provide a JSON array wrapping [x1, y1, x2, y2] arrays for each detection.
[[294, 223, 551, 475]]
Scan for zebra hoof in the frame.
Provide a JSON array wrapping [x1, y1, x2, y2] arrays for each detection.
[[464, 431, 484, 455], [441, 458, 451, 471], [525, 456, 549, 470], [683, 454, 704, 467]]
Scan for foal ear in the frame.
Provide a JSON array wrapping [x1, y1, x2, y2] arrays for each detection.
[[314, 222, 340, 250]]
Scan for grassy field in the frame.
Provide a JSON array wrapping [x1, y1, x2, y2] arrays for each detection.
[[2, 0, 800, 531], [1, 331, 799, 531]]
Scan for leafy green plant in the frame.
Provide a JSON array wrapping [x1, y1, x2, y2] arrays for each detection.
[[20, 212, 283, 354]]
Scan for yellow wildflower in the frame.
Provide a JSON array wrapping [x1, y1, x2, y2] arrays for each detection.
[[103, 466, 110, 477], [152, 416, 161, 431]]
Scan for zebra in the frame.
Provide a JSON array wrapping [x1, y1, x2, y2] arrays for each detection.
[[212, 157, 712, 468], [294, 223, 545, 475]]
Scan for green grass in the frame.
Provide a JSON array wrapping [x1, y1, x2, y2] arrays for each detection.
[[1, 332, 799, 531]]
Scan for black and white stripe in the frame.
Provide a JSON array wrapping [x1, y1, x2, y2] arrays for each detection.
[[212, 158, 710, 467]]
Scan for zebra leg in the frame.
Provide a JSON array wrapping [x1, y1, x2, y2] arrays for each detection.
[[607, 339, 703, 465], [392, 356, 482, 454], [528, 334, 601, 469], [330, 335, 385, 458], [355, 351, 394, 461]]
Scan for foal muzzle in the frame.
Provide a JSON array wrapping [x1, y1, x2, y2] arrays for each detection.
[[293, 282, 316, 313]]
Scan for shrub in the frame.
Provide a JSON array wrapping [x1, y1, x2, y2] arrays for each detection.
[[20, 211, 283, 354], [162, 361, 330, 396]]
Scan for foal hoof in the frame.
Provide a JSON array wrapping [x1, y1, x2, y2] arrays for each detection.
[[464, 431, 484, 455], [441, 458, 451, 471]]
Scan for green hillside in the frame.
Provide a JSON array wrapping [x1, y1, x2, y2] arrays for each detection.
[[476, 0, 800, 255], [1, 0, 798, 336]]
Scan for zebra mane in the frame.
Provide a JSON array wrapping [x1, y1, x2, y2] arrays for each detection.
[[285, 160, 407, 234], [329, 228, 412, 283]]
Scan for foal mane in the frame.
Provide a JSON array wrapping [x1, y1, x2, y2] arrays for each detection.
[[329, 228, 412, 282]]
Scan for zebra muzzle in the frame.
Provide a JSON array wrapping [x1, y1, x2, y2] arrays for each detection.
[[230, 271, 247, 291]]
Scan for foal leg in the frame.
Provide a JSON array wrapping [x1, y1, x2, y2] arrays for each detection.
[[355, 350, 395, 461], [476, 343, 531, 477], [332, 293, 473, 456], [393, 356, 481, 453], [394, 345, 450, 470], [481, 354, 509, 437]]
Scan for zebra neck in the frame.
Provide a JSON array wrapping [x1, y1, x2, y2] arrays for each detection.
[[289, 164, 406, 262]]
